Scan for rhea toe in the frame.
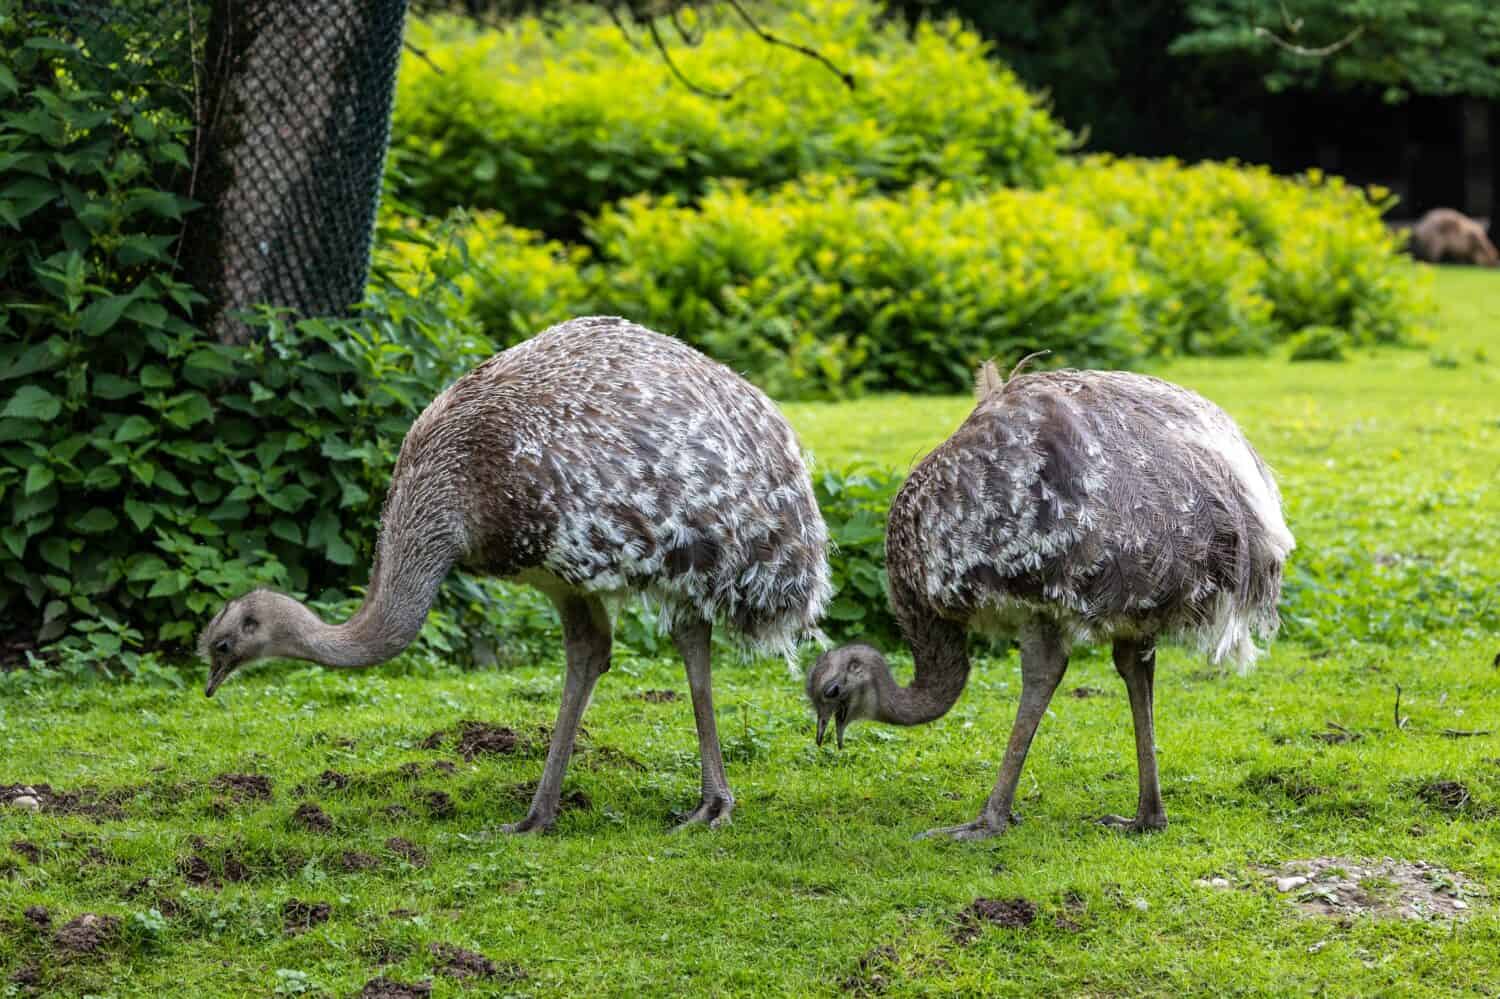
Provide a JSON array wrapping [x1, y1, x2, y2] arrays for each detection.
[[807, 360, 1293, 840]]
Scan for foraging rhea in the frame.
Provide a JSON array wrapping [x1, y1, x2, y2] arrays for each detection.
[[200, 317, 830, 832], [807, 361, 1293, 840]]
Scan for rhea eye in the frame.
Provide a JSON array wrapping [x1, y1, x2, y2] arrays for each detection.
[[242, 616, 259, 632]]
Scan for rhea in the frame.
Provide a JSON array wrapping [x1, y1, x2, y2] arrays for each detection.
[[807, 361, 1293, 840], [199, 317, 830, 832]]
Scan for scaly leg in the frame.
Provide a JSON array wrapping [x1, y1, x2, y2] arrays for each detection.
[[671, 617, 735, 829], [503, 595, 611, 834], [1099, 637, 1168, 832], [920, 626, 1069, 841]]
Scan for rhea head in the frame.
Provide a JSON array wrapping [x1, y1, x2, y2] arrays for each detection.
[[805, 642, 888, 749]]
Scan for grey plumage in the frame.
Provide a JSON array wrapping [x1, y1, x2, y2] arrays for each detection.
[[200, 316, 831, 831], [808, 363, 1293, 839]]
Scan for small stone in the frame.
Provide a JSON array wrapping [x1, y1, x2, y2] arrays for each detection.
[[1132, 898, 1149, 911], [1276, 876, 1308, 893], [1192, 879, 1210, 888], [1451, 899, 1468, 910], [9, 795, 40, 811], [1210, 878, 1230, 889], [1307, 940, 1328, 954]]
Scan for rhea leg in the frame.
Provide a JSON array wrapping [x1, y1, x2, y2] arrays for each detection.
[[671, 617, 735, 829], [503, 595, 611, 834], [1100, 637, 1168, 832], [920, 626, 1068, 841]]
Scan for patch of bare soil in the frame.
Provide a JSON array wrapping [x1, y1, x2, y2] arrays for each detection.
[[357, 977, 432, 999], [429, 942, 524, 981], [420, 790, 455, 819], [952, 897, 1037, 944], [1257, 857, 1481, 922], [319, 770, 350, 790], [9, 961, 41, 990], [53, 913, 120, 956], [178, 844, 251, 888], [1053, 890, 1088, 932], [640, 689, 679, 703], [1244, 769, 1325, 803], [384, 837, 427, 867], [453, 722, 519, 760], [1069, 686, 1105, 698], [1417, 780, 1472, 812], [282, 898, 331, 934], [840, 944, 897, 994], [340, 850, 380, 872], [10, 840, 40, 863], [508, 783, 592, 814], [23, 905, 50, 929], [430, 760, 456, 775], [1, 783, 132, 819], [210, 773, 272, 802], [293, 802, 333, 833]]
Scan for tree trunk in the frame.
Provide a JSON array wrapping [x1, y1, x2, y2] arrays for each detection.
[[187, 0, 408, 344]]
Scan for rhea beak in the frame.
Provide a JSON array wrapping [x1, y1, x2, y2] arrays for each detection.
[[815, 703, 850, 749], [204, 660, 231, 698]]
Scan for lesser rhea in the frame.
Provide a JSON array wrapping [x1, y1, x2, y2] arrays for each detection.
[[200, 317, 831, 832], [807, 361, 1293, 840]]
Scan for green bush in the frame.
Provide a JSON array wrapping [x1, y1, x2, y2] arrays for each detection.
[[587, 177, 1147, 398], [812, 463, 904, 646], [1055, 158, 1431, 351], [389, 0, 1069, 234]]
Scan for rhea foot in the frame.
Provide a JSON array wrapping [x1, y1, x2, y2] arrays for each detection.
[[500, 810, 556, 835], [1098, 812, 1167, 833], [672, 792, 735, 831], [916, 811, 1019, 842]]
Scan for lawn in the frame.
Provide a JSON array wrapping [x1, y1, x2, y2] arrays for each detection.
[[2, 267, 1497, 997]]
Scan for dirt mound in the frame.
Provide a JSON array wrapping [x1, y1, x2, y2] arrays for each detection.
[[840, 944, 897, 994], [357, 977, 431, 998], [420, 790, 455, 819], [1069, 686, 1105, 698], [1417, 780, 1472, 812], [640, 689, 679, 703], [952, 897, 1037, 943], [384, 837, 427, 867], [454, 722, 519, 760], [340, 850, 379, 872], [509, 783, 591, 813], [9, 962, 41, 989], [429, 942, 524, 981], [1258, 857, 1481, 922], [210, 773, 272, 802], [282, 898, 331, 934], [179, 848, 250, 887], [10, 840, 40, 863], [53, 913, 120, 955], [318, 770, 350, 790], [1, 783, 131, 819], [293, 802, 333, 832], [23, 905, 50, 929]]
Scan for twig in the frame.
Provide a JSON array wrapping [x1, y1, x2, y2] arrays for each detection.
[[644, 16, 739, 100], [1253, 23, 1364, 58], [403, 39, 443, 75], [724, 0, 855, 90], [1439, 729, 1494, 739], [1393, 683, 1408, 731], [605, 3, 648, 53], [670, 4, 703, 46]]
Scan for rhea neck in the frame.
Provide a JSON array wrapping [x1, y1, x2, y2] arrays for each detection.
[[871, 599, 971, 726]]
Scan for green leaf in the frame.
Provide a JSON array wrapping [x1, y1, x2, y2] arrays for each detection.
[[166, 392, 213, 428], [0, 525, 26, 559], [267, 484, 314, 512], [126, 556, 168, 582], [325, 534, 356, 566], [139, 364, 173, 388], [79, 293, 136, 336], [114, 415, 153, 442], [24, 463, 54, 495], [2, 385, 62, 420], [39, 537, 69, 572], [147, 573, 186, 598], [124, 498, 155, 532], [270, 519, 303, 544], [93, 373, 140, 399], [72, 508, 119, 533]]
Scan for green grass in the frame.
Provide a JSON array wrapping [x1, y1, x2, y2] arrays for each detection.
[[3, 268, 1499, 997]]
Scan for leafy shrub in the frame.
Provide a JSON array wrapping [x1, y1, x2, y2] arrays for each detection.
[[1056, 158, 1431, 350], [379, 211, 595, 348], [389, 0, 1069, 234], [588, 177, 1147, 398], [813, 463, 904, 646], [1286, 325, 1349, 362]]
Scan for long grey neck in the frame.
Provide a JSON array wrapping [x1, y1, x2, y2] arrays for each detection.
[[873, 596, 971, 726], [284, 501, 462, 668]]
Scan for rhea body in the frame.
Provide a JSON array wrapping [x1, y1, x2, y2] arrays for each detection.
[[807, 363, 1294, 840], [200, 317, 830, 831]]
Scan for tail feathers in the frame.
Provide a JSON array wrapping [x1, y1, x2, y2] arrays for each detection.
[[974, 350, 1052, 400]]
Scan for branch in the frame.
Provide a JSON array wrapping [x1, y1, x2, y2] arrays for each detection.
[[669, 4, 704, 46], [724, 0, 855, 90], [404, 40, 443, 75], [1254, 23, 1364, 58], [1393, 682, 1408, 731], [645, 15, 740, 100], [605, 3, 648, 53]]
